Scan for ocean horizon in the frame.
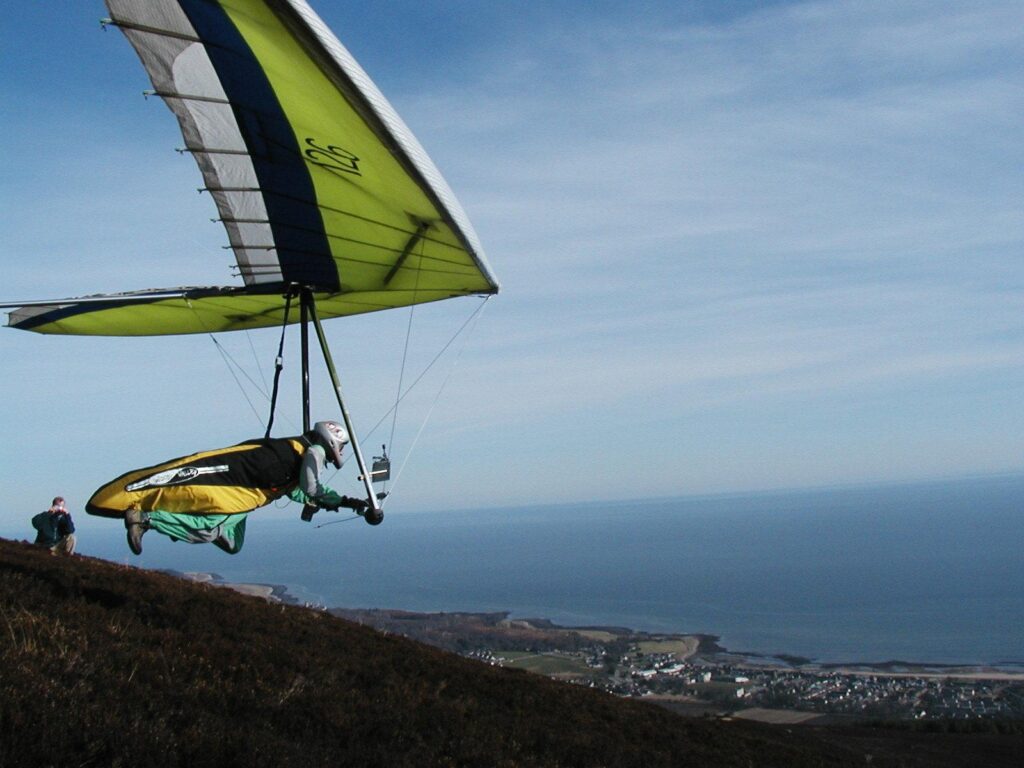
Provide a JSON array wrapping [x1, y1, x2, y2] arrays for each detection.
[[8, 474, 1023, 666]]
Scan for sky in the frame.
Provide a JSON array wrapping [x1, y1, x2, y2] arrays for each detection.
[[1, 1, 1022, 534]]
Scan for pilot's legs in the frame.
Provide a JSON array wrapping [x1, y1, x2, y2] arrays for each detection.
[[125, 510, 247, 555]]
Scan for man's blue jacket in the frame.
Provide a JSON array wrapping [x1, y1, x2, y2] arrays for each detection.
[[32, 511, 75, 547]]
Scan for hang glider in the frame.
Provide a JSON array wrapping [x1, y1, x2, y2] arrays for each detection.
[[4, 0, 501, 523], [4, 0, 498, 336]]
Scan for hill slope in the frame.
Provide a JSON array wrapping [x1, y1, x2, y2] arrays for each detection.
[[0, 538, 1019, 767]]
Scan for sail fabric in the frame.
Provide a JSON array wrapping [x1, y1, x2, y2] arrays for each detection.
[[7, 0, 497, 336]]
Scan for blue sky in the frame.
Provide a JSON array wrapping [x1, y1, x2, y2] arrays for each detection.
[[1, 1, 1022, 534]]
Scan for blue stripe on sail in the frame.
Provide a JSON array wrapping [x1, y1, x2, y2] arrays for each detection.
[[178, 0, 339, 290]]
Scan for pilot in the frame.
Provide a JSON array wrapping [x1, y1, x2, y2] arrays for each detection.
[[86, 421, 375, 555]]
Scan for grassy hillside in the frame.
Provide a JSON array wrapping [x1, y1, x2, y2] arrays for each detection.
[[1, 538, 1020, 767]]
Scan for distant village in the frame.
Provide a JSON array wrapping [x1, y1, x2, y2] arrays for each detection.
[[467, 648, 1024, 722], [320, 605, 1024, 723], [208, 582, 1024, 724]]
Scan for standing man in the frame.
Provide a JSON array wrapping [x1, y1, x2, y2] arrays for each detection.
[[32, 497, 76, 555]]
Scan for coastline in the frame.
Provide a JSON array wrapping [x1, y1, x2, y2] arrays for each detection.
[[173, 571, 1024, 679], [166, 570, 300, 606]]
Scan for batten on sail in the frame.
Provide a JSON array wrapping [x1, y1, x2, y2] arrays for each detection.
[[5, 0, 497, 337]]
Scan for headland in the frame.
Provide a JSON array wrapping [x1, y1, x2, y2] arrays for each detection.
[[180, 572, 1024, 722]]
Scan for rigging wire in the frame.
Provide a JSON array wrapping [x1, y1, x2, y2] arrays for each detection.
[[208, 338, 271, 399], [246, 329, 269, 393], [385, 295, 491, 500], [385, 234, 428, 487], [207, 336, 266, 428], [363, 296, 491, 441], [185, 297, 268, 430], [314, 513, 361, 529], [316, 295, 491, 504], [185, 291, 491, 510]]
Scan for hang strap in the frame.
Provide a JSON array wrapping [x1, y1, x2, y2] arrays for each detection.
[[264, 292, 293, 438]]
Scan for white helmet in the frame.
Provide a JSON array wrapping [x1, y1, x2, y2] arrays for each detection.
[[313, 420, 349, 468]]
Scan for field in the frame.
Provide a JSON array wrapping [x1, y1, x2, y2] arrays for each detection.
[[498, 650, 597, 678], [637, 637, 700, 657]]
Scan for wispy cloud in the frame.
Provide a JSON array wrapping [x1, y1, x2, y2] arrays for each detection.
[[1, 1, 1021, 515], [382, 0, 1024, 501]]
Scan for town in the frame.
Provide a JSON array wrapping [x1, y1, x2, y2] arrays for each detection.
[[324, 606, 1024, 723], [200, 579, 1024, 725], [469, 648, 1024, 721]]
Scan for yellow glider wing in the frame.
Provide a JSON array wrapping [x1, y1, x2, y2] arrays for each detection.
[[7, 0, 497, 336]]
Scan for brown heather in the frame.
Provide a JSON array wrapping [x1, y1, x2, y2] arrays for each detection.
[[1, 538, 1021, 767]]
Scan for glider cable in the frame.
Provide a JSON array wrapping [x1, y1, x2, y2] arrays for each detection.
[[317, 295, 491, 509], [387, 295, 490, 500], [386, 232, 428, 482], [364, 296, 492, 441], [206, 336, 266, 428], [264, 291, 293, 438], [184, 296, 269, 430]]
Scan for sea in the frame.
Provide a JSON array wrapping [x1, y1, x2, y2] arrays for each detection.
[[12, 474, 1024, 666]]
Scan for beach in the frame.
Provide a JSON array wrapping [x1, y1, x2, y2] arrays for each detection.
[[176, 571, 298, 605]]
